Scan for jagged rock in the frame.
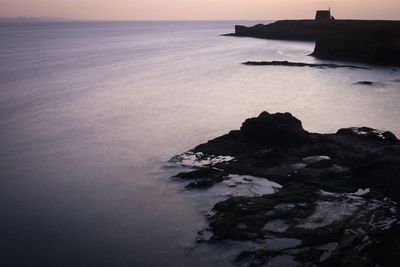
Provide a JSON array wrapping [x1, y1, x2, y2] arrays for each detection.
[[336, 127, 398, 143], [240, 111, 309, 145], [172, 111, 400, 266], [174, 167, 228, 189]]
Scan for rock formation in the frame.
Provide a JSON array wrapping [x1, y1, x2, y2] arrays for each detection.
[[172, 111, 400, 266], [228, 20, 400, 64]]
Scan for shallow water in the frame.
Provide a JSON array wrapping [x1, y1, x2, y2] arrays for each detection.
[[0, 21, 399, 266]]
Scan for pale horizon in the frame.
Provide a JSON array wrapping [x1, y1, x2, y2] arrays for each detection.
[[1, 0, 400, 21]]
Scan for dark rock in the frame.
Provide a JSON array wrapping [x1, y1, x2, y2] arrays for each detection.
[[233, 20, 336, 41], [354, 159, 400, 202], [174, 167, 228, 181], [382, 131, 398, 143], [240, 111, 309, 145], [228, 20, 400, 65], [209, 183, 319, 241], [185, 179, 216, 189], [366, 225, 400, 267], [243, 60, 370, 70], [336, 127, 398, 144], [355, 81, 375, 85], [312, 27, 400, 65], [172, 111, 400, 267], [306, 159, 333, 169], [174, 168, 229, 189]]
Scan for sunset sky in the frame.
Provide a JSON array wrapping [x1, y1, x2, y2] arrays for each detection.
[[0, 0, 399, 20]]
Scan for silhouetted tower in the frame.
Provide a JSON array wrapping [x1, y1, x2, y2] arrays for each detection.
[[315, 9, 331, 21]]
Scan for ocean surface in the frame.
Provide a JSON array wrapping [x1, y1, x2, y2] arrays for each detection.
[[0, 21, 399, 267]]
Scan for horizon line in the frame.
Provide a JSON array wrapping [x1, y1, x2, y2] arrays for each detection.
[[1, 16, 400, 23]]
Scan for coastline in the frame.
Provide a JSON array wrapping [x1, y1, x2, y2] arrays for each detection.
[[227, 19, 400, 65], [173, 111, 400, 266], [2, 20, 399, 267]]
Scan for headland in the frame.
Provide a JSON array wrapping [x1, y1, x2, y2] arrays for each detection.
[[227, 12, 400, 64]]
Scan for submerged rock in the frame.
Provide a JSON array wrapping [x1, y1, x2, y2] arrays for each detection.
[[172, 111, 400, 266], [243, 61, 369, 70], [355, 81, 376, 86], [174, 168, 229, 189]]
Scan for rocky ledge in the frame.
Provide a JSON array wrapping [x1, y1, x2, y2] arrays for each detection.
[[171, 111, 400, 266], [243, 61, 369, 70], [228, 20, 400, 65]]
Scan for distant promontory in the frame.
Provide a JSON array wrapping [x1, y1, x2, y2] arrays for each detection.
[[0, 17, 71, 23], [227, 11, 400, 65]]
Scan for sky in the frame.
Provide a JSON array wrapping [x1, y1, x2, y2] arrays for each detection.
[[0, 0, 399, 21]]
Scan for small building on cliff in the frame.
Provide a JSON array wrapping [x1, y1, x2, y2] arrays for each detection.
[[315, 10, 334, 21]]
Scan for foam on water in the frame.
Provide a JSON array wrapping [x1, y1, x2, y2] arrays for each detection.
[[172, 151, 235, 167], [183, 173, 282, 210]]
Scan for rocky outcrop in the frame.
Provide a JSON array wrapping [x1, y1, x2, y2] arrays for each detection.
[[243, 60, 369, 69], [174, 168, 228, 189], [240, 111, 309, 145], [172, 111, 400, 266], [229, 20, 400, 65], [355, 81, 376, 86]]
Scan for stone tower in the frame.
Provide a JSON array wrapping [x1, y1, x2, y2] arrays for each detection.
[[315, 10, 331, 21]]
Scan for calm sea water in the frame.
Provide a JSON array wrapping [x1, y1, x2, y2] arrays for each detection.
[[0, 21, 399, 267]]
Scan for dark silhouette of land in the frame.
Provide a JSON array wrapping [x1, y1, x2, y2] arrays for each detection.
[[243, 60, 370, 69], [227, 17, 400, 65], [0, 17, 71, 23]]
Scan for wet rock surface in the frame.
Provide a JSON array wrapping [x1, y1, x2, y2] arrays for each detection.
[[171, 111, 400, 266], [174, 168, 229, 189]]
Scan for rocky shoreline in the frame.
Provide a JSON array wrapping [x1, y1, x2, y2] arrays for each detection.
[[172, 111, 400, 266], [227, 20, 400, 65]]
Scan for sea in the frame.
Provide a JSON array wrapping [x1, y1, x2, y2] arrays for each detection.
[[0, 21, 399, 266]]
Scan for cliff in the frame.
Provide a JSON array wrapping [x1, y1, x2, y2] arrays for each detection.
[[231, 20, 400, 65]]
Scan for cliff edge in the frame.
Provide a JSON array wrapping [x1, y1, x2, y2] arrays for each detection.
[[231, 20, 400, 65]]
